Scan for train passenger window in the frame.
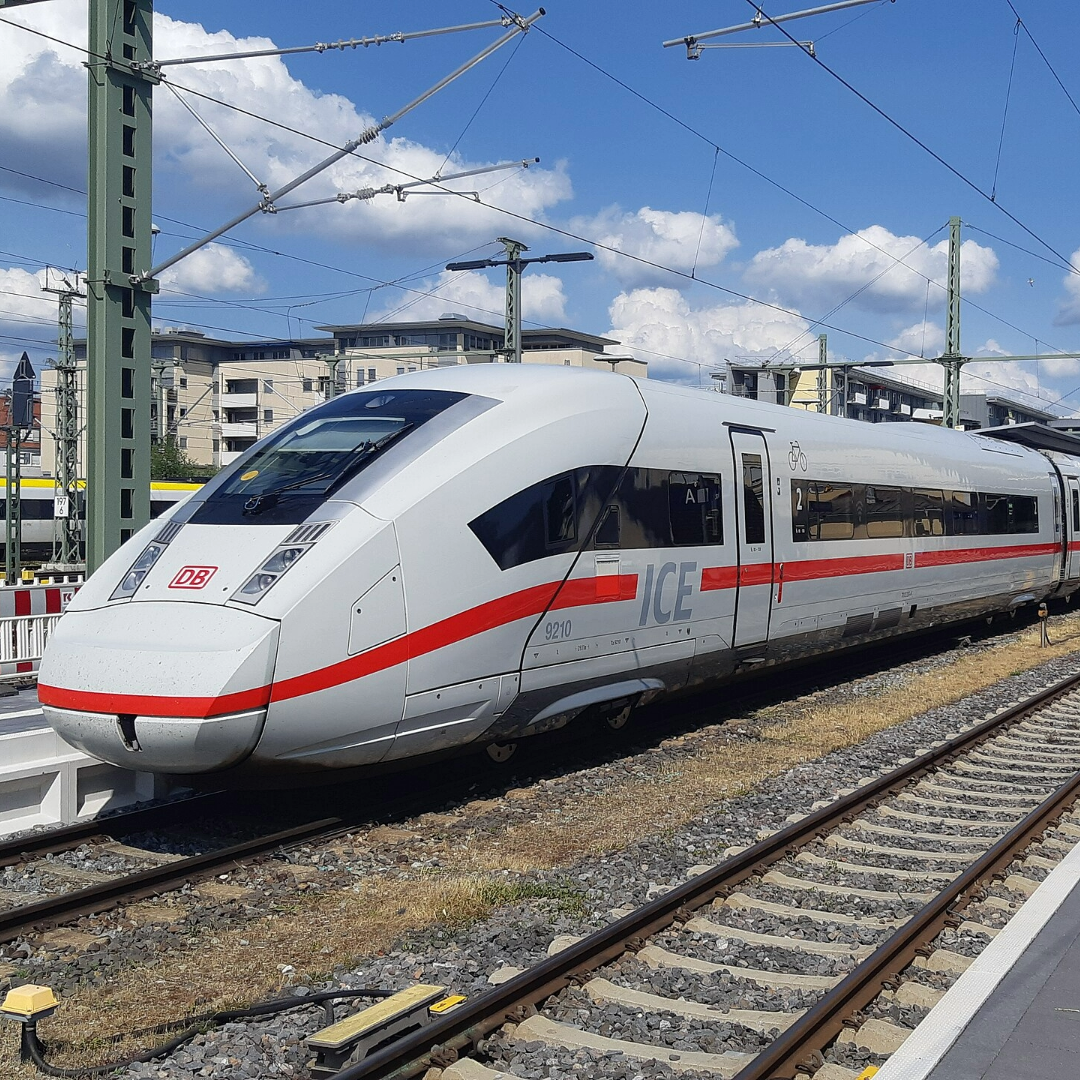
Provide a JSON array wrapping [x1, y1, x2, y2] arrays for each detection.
[[859, 485, 904, 539], [1073, 488, 1080, 533], [470, 465, 622, 571], [1008, 494, 1039, 534], [948, 491, 980, 536], [614, 468, 671, 550], [594, 505, 621, 547], [983, 494, 1010, 535], [669, 472, 722, 546], [913, 489, 945, 537], [809, 482, 856, 541], [544, 475, 577, 546], [741, 455, 766, 545]]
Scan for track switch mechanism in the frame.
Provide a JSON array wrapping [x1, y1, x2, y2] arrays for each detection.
[[306, 983, 466, 1076]]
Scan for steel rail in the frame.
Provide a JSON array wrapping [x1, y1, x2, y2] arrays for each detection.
[[333, 668, 1080, 1080], [0, 814, 354, 944], [0, 791, 223, 869]]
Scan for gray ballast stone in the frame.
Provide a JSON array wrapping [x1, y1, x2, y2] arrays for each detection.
[[583, 977, 800, 1034], [512, 1015, 754, 1076], [637, 944, 841, 990], [761, 870, 933, 903], [719, 892, 902, 928], [683, 917, 872, 958]]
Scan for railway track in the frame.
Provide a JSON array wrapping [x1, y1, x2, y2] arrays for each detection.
[[0, 620, 1010, 951], [329, 670, 1080, 1080]]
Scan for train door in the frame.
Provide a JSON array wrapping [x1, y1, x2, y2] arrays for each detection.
[[730, 430, 774, 647], [1069, 478, 1080, 579]]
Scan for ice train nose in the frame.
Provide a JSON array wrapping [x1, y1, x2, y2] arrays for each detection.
[[38, 601, 278, 774]]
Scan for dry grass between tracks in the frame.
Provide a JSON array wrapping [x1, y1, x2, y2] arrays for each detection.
[[6, 612, 1080, 1077]]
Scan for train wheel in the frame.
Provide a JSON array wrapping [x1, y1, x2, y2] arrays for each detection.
[[591, 695, 638, 733], [484, 740, 518, 765]]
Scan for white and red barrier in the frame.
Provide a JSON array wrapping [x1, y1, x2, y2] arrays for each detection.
[[0, 582, 80, 679]]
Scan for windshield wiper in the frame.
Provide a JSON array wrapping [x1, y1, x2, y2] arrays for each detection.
[[240, 424, 414, 515]]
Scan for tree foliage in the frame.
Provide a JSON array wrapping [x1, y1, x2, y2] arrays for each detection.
[[150, 437, 218, 481]]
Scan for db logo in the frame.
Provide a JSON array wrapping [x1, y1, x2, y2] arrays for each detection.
[[169, 565, 218, 590]]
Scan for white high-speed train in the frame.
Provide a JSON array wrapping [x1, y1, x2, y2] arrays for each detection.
[[36, 365, 1080, 778]]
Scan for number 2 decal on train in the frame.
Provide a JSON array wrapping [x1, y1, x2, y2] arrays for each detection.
[[638, 561, 696, 626]]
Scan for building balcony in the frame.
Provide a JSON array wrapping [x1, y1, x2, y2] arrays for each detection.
[[219, 450, 244, 466], [220, 421, 258, 438], [220, 392, 257, 408]]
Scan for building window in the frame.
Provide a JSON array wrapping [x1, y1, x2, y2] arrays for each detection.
[[213, 439, 220, 452], [368, 368, 376, 383], [397, 366, 405, 376], [262, 379, 273, 393], [302, 378, 313, 392], [263, 409, 273, 422], [356, 370, 365, 387], [179, 376, 188, 388], [179, 437, 188, 449]]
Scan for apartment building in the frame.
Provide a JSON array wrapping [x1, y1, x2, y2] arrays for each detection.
[[39, 316, 643, 476]]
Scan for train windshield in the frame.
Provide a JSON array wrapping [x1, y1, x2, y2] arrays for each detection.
[[189, 388, 468, 524]]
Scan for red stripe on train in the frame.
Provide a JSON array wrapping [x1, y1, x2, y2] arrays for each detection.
[[38, 573, 640, 718]]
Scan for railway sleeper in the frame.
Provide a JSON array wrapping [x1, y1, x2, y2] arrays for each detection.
[[851, 819, 1002, 846], [583, 977, 801, 1035], [635, 944, 841, 991], [824, 834, 977, 864], [717, 893, 903, 929], [681, 916, 875, 958], [894, 792, 1024, 817], [911, 780, 1041, 804], [507, 1014, 754, 1077], [793, 850, 960, 883], [760, 869, 934, 903], [876, 804, 1016, 829]]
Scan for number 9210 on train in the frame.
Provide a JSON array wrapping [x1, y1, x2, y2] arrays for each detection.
[[35, 364, 1080, 779]]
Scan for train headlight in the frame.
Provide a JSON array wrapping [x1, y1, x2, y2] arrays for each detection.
[[109, 541, 167, 601], [233, 546, 309, 605]]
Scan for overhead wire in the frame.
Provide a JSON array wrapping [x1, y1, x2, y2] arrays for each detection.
[[741, 0, 1080, 276], [0, 8, 1073, 390]]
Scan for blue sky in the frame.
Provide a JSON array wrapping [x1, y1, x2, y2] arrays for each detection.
[[2, 0, 1080, 412]]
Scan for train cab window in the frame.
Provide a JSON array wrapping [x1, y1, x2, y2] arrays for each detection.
[[948, 491, 980, 536], [741, 455, 766, 545], [913, 489, 945, 537], [858, 485, 904, 539], [669, 472, 722, 546], [190, 388, 469, 525]]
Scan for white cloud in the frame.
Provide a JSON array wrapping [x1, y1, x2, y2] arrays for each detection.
[[159, 243, 264, 295], [368, 269, 567, 326], [606, 286, 814, 383], [577, 206, 738, 286], [0, 3, 571, 250], [746, 226, 999, 314], [1054, 248, 1080, 325], [0, 267, 56, 327]]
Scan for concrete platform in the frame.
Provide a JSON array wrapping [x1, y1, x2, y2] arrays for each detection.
[[875, 834, 1080, 1080], [0, 690, 164, 837]]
